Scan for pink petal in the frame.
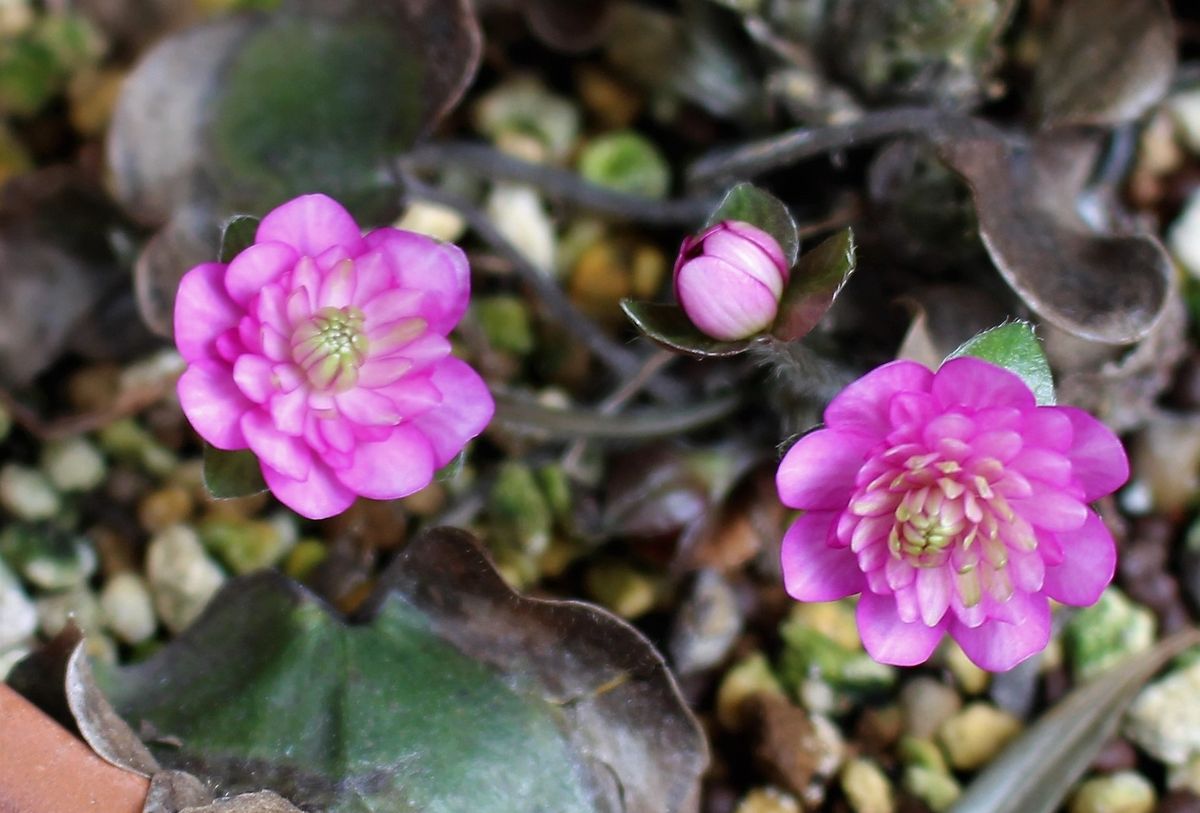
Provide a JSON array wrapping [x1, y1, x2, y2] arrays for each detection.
[[349, 250, 396, 306], [776, 428, 873, 510], [334, 423, 436, 500], [1020, 408, 1073, 452], [177, 361, 251, 449], [721, 221, 789, 282], [318, 259, 356, 308], [362, 289, 425, 328], [825, 360, 933, 436], [409, 358, 495, 467], [888, 391, 937, 429], [319, 418, 355, 454], [780, 512, 867, 601], [363, 228, 471, 335], [856, 591, 946, 667], [933, 357, 1036, 413], [334, 388, 401, 426], [286, 286, 313, 327], [1011, 487, 1088, 531], [357, 356, 413, 388], [262, 458, 356, 520], [241, 409, 311, 481], [950, 591, 1051, 671], [676, 256, 780, 341], [1042, 511, 1115, 606], [916, 567, 951, 626], [256, 285, 291, 335], [232, 355, 277, 404], [224, 242, 297, 305], [375, 373, 442, 420], [174, 263, 241, 362], [384, 333, 452, 373], [700, 227, 786, 296], [255, 194, 363, 257], [1056, 406, 1129, 501], [1009, 448, 1072, 487], [269, 387, 308, 436]]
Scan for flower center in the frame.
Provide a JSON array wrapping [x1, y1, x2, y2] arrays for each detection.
[[291, 305, 369, 392], [848, 439, 1036, 608]]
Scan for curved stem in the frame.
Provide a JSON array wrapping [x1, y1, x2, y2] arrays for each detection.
[[402, 142, 718, 226], [687, 107, 985, 187], [492, 390, 739, 440]]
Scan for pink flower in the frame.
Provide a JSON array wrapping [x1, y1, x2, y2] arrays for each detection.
[[776, 358, 1128, 671], [174, 194, 494, 520], [674, 220, 790, 341]]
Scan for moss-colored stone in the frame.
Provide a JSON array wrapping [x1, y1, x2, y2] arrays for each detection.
[[1066, 587, 1156, 681]]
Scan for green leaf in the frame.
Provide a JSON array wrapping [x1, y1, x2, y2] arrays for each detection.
[[945, 322, 1056, 405], [771, 227, 856, 342], [210, 17, 421, 216], [620, 299, 753, 357], [705, 182, 799, 268], [202, 443, 267, 499], [218, 215, 260, 263], [952, 628, 1200, 813], [97, 528, 708, 813]]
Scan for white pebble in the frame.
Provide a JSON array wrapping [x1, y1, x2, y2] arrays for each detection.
[[146, 524, 226, 633], [42, 436, 106, 492], [100, 572, 157, 645], [0, 464, 60, 520]]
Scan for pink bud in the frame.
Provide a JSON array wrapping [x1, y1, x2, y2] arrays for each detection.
[[673, 220, 790, 341]]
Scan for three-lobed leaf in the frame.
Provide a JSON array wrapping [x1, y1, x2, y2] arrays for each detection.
[[96, 528, 708, 813], [946, 322, 1055, 406]]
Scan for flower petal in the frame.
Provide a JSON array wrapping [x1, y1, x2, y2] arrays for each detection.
[[255, 194, 363, 257], [950, 591, 1051, 671], [856, 591, 946, 667], [177, 361, 250, 449], [262, 458, 356, 520], [916, 567, 952, 627], [232, 355, 277, 404], [1042, 511, 1115, 606], [174, 263, 240, 362], [825, 360, 933, 436], [269, 387, 308, 436], [334, 423, 436, 500], [1011, 486, 1088, 531], [410, 358, 495, 467], [334, 388, 401, 426], [675, 256, 779, 341], [933, 356, 1036, 413], [224, 242, 297, 305], [375, 373, 442, 420], [1056, 406, 1129, 501], [363, 228, 470, 335], [780, 512, 867, 601], [776, 428, 873, 510], [241, 410, 311, 481]]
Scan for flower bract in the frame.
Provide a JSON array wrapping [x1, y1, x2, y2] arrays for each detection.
[[776, 357, 1128, 671], [174, 194, 494, 519]]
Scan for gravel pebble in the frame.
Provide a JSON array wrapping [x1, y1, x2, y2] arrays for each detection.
[[146, 524, 227, 633], [0, 464, 60, 520], [99, 572, 157, 645]]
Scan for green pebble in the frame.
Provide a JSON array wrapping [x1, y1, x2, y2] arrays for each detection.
[[577, 131, 671, 199], [1066, 587, 1156, 681], [903, 765, 961, 813], [199, 516, 293, 575], [476, 295, 535, 356], [585, 561, 658, 619], [778, 600, 894, 713], [488, 462, 553, 557], [1069, 772, 1155, 813], [0, 523, 96, 590], [284, 539, 327, 581]]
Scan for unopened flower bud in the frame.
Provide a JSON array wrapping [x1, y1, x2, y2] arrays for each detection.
[[673, 220, 789, 341]]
